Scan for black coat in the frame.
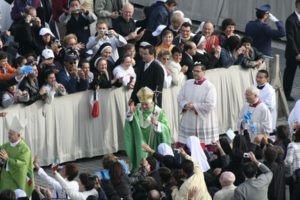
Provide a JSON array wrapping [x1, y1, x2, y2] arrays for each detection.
[[131, 60, 164, 107], [13, 19, 40, 56], [0, 77, 18, 91], [193, 52, 218, 69], [264, 161, 286, 200], [91, 70, 114, 89], [180, 52, 194, 79], [18, 77, 43, 105], [285, 12, 300, 59], [66, 14, 92, 44]]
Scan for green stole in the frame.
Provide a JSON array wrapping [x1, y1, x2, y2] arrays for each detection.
[[124, 104, 172, 171]]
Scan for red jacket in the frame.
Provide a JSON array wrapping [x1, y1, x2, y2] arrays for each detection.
[[51, 0, 68, 21]]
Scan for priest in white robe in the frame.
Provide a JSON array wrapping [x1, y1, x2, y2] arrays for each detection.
[[238, 86, 273, 140], [254, 70, 277, 130], [177, 63, 219, 144], [288, 99, 300, 134]]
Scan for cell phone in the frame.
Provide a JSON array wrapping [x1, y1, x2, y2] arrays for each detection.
[[106, 30, 113, 37], [174, 148, 180, 153], [243, 153, 250, 158], [72, 9, 82, 14], [206, 144, 217, 152]]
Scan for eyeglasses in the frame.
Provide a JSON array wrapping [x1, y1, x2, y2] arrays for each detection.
[[193, 70, 202, 73], [68, 43, 77, 46], [68, 61, 77, 65]]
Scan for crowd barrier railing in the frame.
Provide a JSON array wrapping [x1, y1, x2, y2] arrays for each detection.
[[0, 64, 287, 165]]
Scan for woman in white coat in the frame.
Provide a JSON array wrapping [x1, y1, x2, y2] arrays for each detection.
[[55, 171, 98, 200]]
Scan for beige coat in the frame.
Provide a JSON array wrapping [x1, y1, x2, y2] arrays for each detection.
[[171, 155, 212, 200]]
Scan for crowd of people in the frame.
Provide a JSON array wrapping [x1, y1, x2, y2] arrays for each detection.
[[0, 0, 300, 199]]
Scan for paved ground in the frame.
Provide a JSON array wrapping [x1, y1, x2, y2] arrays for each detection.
[[34, 153, 129, 188]]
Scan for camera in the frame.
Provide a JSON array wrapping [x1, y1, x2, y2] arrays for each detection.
[[105, 30, 113, 37], [72, 9, 82, 14], [174, 148, 180, 153], [243, 153, 250, 158], [30, 17, 37, 24]]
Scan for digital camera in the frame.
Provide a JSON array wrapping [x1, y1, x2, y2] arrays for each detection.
[[72, 9, 82, 14], [105, 30, 113, 37], [243, 153, 250, 158]]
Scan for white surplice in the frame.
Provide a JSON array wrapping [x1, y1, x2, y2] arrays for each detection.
[[177, 79, 219, 144], [238, 101, 273, 140], [288, 100, 300, 134], [254, 82, 277, 130]]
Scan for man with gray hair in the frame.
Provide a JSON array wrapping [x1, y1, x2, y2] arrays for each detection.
[[169, 10, 185, 37], [213, 171, 236, 200], [113, 3, 144, 43], [237, 86, 272, 139]]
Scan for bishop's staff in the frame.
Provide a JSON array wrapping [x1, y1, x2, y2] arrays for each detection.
[[152, 85, 162, 114]]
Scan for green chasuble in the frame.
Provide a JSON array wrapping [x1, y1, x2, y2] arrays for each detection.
[[124, 104, 172, 171], [0, 140, 34, 196]]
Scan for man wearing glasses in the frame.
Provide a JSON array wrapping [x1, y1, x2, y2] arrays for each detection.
[[56, 49, 89, 93], [177, 63, 219, 145], [245, 4, 285, 57]]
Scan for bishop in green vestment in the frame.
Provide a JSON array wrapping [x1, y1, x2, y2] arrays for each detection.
[[125, 87, 172, 171], [0, 116, 34, 196]]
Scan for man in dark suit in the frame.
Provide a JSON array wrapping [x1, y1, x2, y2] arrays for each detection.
[[283, 0, 300, 101], [172, 22, 194, 47], [180, 41, 197, 79], [141, 0, 177, 46], [129, 45, 164, 107], [245, 4, 285, 56], [56, 50, 89, 94]]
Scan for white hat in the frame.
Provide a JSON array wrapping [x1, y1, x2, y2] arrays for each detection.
[[139, 41, 151, 47], [152, 25, 167, 37], [184, 17, 192, 25], [42, 49, 55, 59], [39, 27, 54, 37], [156, 0, 167, 2], [15, 189, 27, 198], [157, 143, 174, 156], [8, 116, 27, 133]]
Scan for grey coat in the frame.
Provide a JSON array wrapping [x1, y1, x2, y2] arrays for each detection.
[[233, 163, 273, 200], [94, 0, 128, 27]]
